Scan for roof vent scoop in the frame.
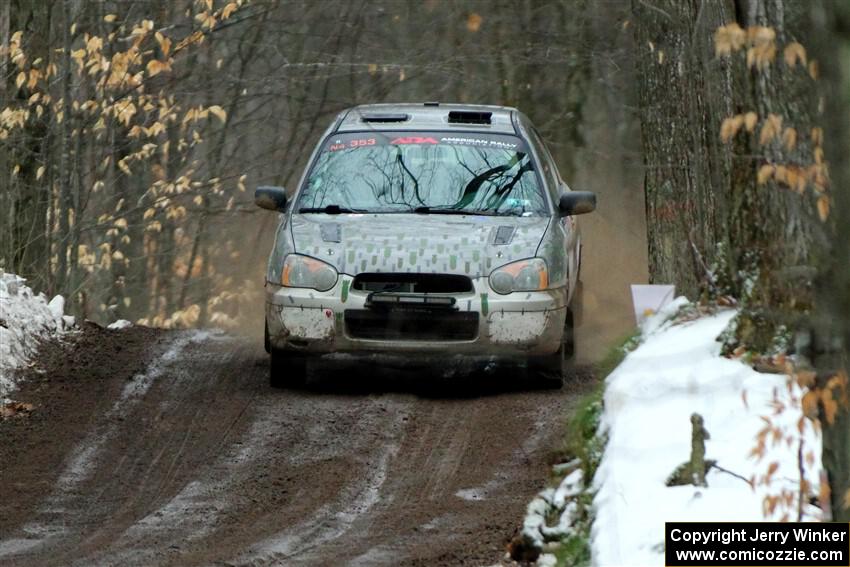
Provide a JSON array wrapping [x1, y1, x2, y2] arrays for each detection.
[[448, 111, 492, 125], [361, 113, 410, 123]]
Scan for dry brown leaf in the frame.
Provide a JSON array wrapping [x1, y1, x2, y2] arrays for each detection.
[[817, 195, 830, 222], [759, 113, 783, 145], [783, 41, 806, 68], [757, 164, 775, 185], [715, 23, 746, 56], [720, 114, 745, 142], [781, 127, 797, 151], [808, 60, 819, 80], [796, 370, 817, 388], [844, 489, 850, 510], [822, 388, 838, 424], [466, 12, 482, 33], [806, 451, 815, 467], [744, 111, 758, 132], [747, 25, 776, 45], [811, 127, 823, 146], [767, 461, 780, 480], [801, 390, 819, 419]]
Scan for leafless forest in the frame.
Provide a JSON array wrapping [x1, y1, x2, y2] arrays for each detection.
[[0, 0, 642, 347]]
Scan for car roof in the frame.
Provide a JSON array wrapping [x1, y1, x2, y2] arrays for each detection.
[[335, 103, 519, 135]]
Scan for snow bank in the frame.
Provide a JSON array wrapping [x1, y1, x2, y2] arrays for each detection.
[[0, 272, 71, 397], [592, 303, 822, 566]]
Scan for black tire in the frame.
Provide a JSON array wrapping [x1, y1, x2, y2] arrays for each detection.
[[528, 308, 575, 387], [269, 348, 308, 389]]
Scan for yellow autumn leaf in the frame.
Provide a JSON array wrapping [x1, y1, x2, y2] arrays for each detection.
[[15, 72, 26, 89], [208, 105, 227, 123], [104, 14, 118, 23], [113, 218, 128, 229], [112, 250, 124, 261], [817, 195, 830, 222], [221, 2, 239, 19], [744, 111, 758, 132], [783, 41, 806, 68], [714, 23, 746, 57], [757, 164, 775, 185], [720, 114, 744, 142], [781, 127, 797, 151], [155, 32, 172, 56], [36, 166, 45, 180], [808, 60, 819, 80], [783, 167, 803, 193], [759, 113, 783, 145], [811, 127, 823, 146], [147, 59, 172, 77], [193, 195, 203, 205]]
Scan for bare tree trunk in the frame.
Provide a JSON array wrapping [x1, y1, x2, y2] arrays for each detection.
[[632, 0, 736, 297], [809, 0, 850, 523]]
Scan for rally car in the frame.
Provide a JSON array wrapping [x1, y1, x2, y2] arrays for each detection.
[[256, 103, 596, 387]]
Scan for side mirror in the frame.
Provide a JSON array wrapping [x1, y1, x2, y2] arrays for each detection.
[[255, 186, 288, 212], [558, 191, 596, 216]]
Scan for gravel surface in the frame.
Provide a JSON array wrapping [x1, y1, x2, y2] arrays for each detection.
[[0, 324, 594, 566]]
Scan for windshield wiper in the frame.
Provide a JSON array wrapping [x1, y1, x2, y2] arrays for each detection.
[[413, 205, 500, 216], [298, 205, 362, 214]]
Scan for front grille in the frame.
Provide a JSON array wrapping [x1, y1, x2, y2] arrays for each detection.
[[352, 273, 473, 294], [344, 309, 479, 341]]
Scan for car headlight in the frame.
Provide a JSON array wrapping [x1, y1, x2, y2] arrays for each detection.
[[489, 258, 549, 295], [281, 254, 338, 291]]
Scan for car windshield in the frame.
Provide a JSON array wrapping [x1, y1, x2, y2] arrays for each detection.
[[296, 132, 547, 216]]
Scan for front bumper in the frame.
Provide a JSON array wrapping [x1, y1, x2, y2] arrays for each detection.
[[264, 276, 567, 357]]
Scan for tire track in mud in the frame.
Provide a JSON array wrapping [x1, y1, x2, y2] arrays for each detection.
[[0, 325, 595, 567]]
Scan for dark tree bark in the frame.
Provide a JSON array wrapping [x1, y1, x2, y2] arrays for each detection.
[[632, 0, 736, 298], [808, 0, 850, 523]]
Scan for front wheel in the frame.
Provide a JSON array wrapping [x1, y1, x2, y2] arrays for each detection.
[[269, 348, 308, 389], [527, 308, 575, 387]]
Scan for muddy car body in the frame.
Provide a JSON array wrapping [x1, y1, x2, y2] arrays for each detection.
[[256, 103, 596, 386]]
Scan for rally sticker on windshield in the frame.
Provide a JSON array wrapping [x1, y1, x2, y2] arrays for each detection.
[[324, 132, 527, 152]]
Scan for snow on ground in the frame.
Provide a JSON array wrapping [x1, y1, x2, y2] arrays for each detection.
[[0, 272, 72, 398], [591, 300, 822, 566]]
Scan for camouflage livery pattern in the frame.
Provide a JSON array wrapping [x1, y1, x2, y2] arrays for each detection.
[[267, 213, 570, 285]]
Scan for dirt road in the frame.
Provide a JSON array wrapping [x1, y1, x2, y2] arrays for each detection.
[[0, 324, 594, 566]]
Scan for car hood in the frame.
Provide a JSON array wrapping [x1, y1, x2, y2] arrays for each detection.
[[290, 213, 549, 277]]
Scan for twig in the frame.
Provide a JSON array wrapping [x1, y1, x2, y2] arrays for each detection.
[[710, 463, 754, 488]]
